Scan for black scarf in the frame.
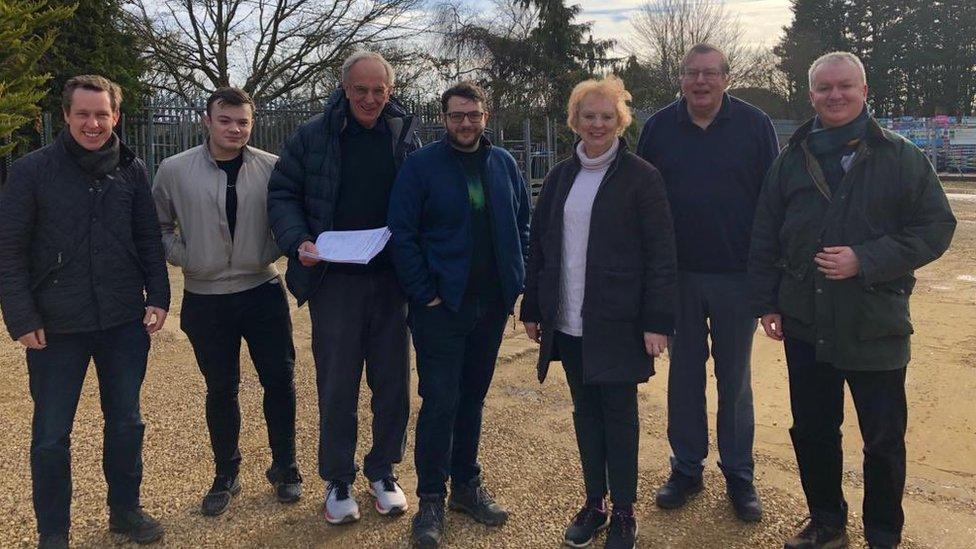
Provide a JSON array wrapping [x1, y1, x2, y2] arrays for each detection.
[[61, 128, 121, 179], [806, 107, 869, 192]]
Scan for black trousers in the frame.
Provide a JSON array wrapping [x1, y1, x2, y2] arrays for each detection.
[[410, 295, 508, 497], [181, 278, 297, 478], [27, 320, 149, 535], [784, 337, 907, 547], [308, 270, 410, 484], [556, 331, 640, 506]]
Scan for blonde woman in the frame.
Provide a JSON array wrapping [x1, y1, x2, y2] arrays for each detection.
[[520, 76, 677, 548]]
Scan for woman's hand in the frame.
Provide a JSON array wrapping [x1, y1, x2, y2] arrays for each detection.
[[523, 322, 541, 344], [644, 332, 668, 357]]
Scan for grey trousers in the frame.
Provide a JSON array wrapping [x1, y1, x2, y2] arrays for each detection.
[[667, 271, 757, 483]]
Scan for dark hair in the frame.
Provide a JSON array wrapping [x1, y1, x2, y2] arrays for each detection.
[[206, 87, 256, 117], [440, 81, 488, 113], [681, 43, 731, 75], [62, 75, 123, 112]]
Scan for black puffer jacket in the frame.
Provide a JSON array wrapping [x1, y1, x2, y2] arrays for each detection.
[[0, 135, 170, 340]]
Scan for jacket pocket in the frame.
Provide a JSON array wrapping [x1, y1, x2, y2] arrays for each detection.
[[590, 269, 641, 321], [856, 276, 915, 340], [776, 259, 815, 325]]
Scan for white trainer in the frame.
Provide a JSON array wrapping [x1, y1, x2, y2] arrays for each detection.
[[323, 481, 360, 524], [369, 477, 408, 516]]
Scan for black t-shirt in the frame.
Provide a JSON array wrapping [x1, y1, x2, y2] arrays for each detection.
[[216, 153, 243, 239], [455, 146, 501, 299]]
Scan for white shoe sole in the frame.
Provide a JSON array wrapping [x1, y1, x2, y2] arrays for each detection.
[[324, 503, 360, 525], [368, 485, 408, 516], [563, 516, 610, 547]]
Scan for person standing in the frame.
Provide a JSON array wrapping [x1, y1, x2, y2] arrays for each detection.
[[636, 43, 779, 522], [152, 87, 301, 517], [388, 81, 530, 548], [0, 75, 170, 548], [267, 51, 420, 524], [750, 51, 955, 549], [521, 75, 677, 549]]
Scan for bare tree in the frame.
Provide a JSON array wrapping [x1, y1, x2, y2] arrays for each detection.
[[628, 0, 771, 99], [130, 0, 425, 103]]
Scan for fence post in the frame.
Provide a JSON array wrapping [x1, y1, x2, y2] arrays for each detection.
[[146, 103, 156, 175], [42, 113, 53, 146], [523, 118, 531, 185]]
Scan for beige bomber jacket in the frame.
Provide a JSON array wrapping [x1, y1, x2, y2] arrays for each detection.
[[152, 143, 283, 294]]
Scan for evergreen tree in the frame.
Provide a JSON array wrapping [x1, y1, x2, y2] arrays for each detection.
[[0, 0, 74, 156], [773, 0, 848, 117]]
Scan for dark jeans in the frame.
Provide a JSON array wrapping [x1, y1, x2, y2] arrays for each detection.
[[556, 331, 639, 505], [180, 278, 297, 477], [27, 320, 150, 535], [785, 337, 907, 547], [308, 270, 410, 484], [410, 294, 508, 497], [668, 271, 756, 483]]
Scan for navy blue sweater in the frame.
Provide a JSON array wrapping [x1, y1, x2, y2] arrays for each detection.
[[387, 137, 530, 312], [636, 94, 779, 273]]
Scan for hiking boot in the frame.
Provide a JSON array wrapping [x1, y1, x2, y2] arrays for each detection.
[[201, 475, 241, 516], [266, 465, 302, 504], [108, 506, 164, 545], [448, 479, 508, 526], [563, 502, 610, 547], [783, 517, 849, 549], [654, 471, 704, 509], [369, 477, 408, 516], [323, 480, 360, 524], [411, 497, 445, 548], [727, 477, 763, 522], [38, 533, 69, 549], [604, 508, 638, 549]]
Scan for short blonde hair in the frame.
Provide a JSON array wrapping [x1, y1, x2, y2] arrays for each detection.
[[808, 51, 866, 89], [566, 75, 633, 136]]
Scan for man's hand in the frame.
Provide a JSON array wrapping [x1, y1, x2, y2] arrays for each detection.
[[815, 246, 860, 280], [523, 322, 541, 344], [298, 241, 321, 267], [760, 313, 784, 341], [644, 332, 668, 357], [144, 306, 167, 334], [426, 296, 443, 307], [18, 328, 46, 350]]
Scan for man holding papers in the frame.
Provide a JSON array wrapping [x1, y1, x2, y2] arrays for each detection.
[[388, 81, 530, 548], [267, 51, 421, 524], [152, 87, 302, 516]]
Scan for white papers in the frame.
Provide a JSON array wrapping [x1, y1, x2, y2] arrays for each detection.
[[300, 227, 392, 265]]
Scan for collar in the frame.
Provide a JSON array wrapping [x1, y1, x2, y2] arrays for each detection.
[[202, 139, 250, 167], [789, 113, 892, 147], [439, 133, 494, 155], [676, 93, 732, 125], [343, 109, 390, 136]]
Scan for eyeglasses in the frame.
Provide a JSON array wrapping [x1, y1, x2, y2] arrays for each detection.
[[682, 69, 725, 81], [445, 111, 486, 123]]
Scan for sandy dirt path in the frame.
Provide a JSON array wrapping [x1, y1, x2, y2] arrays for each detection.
[[0, 196, 974, 548]]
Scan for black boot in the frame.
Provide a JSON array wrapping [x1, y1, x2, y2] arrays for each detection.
[[266, 465, 302, 503], [654, 471, 704, 509], [37, 533, 69, 549], [201, 475, 241, 516], [108, 506, 164, 545], [783, 517, 849, 549], [448, 478, 508, 526], [411, 497, 445, 548], [604, 507, 638, 549]]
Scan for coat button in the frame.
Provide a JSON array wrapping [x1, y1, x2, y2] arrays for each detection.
[[817, 339, 825, 344], [816, 288, 823, 294]]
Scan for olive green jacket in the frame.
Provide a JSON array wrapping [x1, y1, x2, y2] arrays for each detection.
[[749, 117, 956, 370]]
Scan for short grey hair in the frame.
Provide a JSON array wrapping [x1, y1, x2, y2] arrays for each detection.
[[808, 51, 867, 89], [341, 50, 395, 87]]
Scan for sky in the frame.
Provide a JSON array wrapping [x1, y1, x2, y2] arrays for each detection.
[[576, 0, 794, 51]]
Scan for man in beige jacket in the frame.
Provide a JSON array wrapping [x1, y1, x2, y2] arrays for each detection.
[[152, 87, 301, 517]]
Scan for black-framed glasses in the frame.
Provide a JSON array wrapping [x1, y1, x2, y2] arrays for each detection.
[[445, 111, 486, 123]]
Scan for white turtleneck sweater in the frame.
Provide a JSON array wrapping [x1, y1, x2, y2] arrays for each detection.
[[555, 139, 619, 336]]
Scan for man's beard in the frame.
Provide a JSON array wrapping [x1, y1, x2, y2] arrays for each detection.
[[447, 129, 482, 150]]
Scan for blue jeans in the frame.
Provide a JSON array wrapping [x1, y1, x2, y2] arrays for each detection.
[[410, 295, 508, 497], [27, 320, 150, 535], [667, 271, 756, 484]]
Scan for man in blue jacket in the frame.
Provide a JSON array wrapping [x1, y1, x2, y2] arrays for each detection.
[[267, 51, 420, 524], [388, 81, 530, 548]]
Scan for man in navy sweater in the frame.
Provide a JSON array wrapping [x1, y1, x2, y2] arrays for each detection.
[[636, 44, 779, 523], [388, 81, 530, 548]]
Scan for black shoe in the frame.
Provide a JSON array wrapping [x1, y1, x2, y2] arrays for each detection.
[[266, 465, 303, 503], [604, 508, 637, 549], [867, 545, 896, 549], [108, 506, 164, 545], [727, 478, 763, 522], [411, 497, 445, 548], [563, 503, 610, 547], [654, 471, 704, 509], [38, 533, 69, 549], [201, 475, 242, 516], [783, 517, 849, 549], [448, 479, 509, 526]]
